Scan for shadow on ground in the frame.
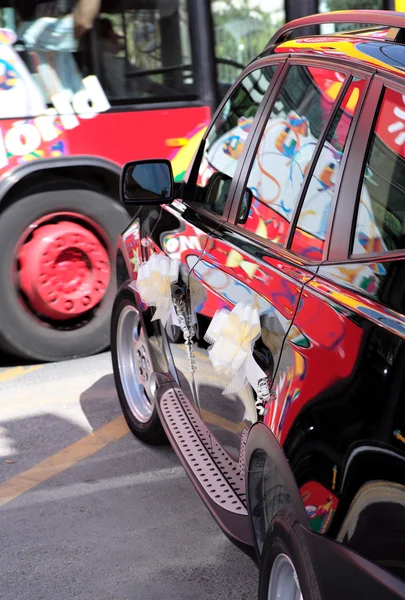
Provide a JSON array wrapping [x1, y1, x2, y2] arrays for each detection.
[[1, 372, 258, 600]]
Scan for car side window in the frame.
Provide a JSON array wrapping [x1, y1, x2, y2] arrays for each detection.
[[290, 77, 365, 261], [353, 86, 405, 256], [194, 65, 277, 216], [236, 65, 347, 244]]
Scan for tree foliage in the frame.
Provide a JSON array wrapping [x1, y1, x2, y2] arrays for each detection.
[[211, 0, 283, 81], [326, 0, 384, 9]]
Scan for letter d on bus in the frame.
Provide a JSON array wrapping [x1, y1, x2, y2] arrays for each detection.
[[73, 76, 111, 120]]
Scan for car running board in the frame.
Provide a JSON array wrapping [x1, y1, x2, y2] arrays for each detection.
[[157, 385, 254, 549]]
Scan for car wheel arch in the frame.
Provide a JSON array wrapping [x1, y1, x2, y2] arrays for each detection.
[[337, 479, 405, 540], [245, 423, 309, 557], [330, 446, 405, 539], [116, 248, 131, 290]]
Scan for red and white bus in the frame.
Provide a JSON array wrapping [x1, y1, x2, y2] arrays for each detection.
[[0, 0, 280, 361]]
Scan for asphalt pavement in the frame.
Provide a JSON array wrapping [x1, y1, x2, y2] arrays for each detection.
[[0, 352, 258, 600]]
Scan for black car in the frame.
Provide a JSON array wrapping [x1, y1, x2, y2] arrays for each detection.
[[111, 11, 405, 600]]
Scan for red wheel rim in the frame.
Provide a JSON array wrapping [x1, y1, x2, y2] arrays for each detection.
[[17, 214, 111, 322]]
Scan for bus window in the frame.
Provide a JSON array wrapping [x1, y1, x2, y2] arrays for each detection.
[[210, 0, 285, 100], [2, 0, 196, 109], [98, 1, 195, 103]]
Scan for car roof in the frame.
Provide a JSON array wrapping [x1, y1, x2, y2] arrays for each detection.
[[256, 10, 405, 77], [272, 30, 405, 75]]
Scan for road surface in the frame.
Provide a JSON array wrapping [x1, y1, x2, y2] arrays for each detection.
[[0, 352, 258, 600]]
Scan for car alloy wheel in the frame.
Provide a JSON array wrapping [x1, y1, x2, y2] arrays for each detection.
[[116, 303, 154, 423], [268, 553, 303, 600]]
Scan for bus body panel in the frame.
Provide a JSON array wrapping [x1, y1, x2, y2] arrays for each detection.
[[0, 107, 210, 185]]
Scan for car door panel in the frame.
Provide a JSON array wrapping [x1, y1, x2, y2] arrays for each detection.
[[271, 260, 405, 554], [151, 201, 224, 416], [192, 225, 316, 485]]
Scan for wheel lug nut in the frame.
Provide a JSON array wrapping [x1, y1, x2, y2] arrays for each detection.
[[137, 350, 141, 359], [139, 367, 143, 376], [141, 357, 146, 369]]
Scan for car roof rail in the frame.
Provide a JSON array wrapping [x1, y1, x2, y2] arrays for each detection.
[[266, 10, 405, 49]]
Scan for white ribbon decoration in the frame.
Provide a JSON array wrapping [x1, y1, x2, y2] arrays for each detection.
[[204, 302, 267, 396], [130, 253, 180, 327]]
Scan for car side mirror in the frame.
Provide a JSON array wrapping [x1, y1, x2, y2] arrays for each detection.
[[120, 159, 174, 205], [205, 172, 232, 214], [237, 186, 253, 224], [205, 172, 253, 221]]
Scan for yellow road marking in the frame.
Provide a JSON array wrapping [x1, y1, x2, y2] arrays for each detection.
[[0, 365, 43, 383], [0, 415, 129, 508]]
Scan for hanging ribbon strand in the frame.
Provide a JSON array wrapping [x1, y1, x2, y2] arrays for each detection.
[[130, 253, 180, 327], [172, 292, 196, 374], [204, 302, 268, 398], [170, 270, 206, 375], [187, 271, 207, 325]]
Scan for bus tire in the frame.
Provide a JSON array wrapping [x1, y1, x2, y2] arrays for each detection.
[[0, 188, 129, 362]]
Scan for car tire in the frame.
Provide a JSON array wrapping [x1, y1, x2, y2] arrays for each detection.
[[0, 189, 129, 362], [258, 508, 321, 600], [111, 292, 167, 445]]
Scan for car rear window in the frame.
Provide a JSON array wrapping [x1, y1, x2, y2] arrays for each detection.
[[353, 87, 405, 255], [291, 77, 364, 261]]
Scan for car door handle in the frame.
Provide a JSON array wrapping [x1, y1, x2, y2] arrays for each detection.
[[252, 342, 274, 380]]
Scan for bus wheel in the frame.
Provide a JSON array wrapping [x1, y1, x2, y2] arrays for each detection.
[[0, 189, 129, 362]]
